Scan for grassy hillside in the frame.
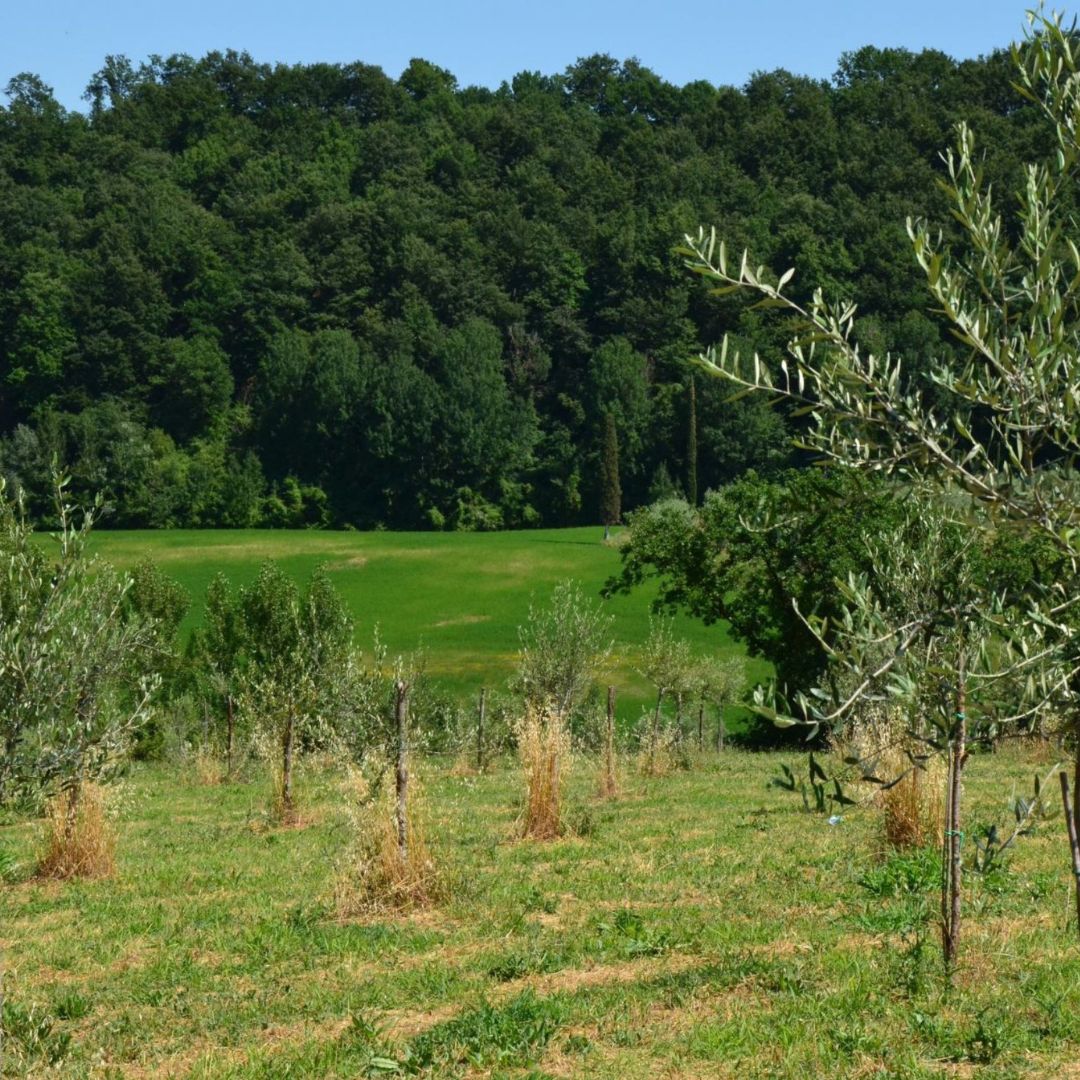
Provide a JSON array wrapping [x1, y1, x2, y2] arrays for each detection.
[[4, 747, 1079, 1077], [86, 527, 764, 725]]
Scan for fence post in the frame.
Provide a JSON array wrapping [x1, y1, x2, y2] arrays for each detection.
[[395, 680, 409, 864]]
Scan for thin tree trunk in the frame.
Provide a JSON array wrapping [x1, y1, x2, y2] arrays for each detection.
[[717, 710, 726, 753], [477, 687, 487, 772], [225, 692, 235, 777], [395, 680, 409, 864], [63, 775, 83, 846], [1059, 769, 1080, 934], [281, 712, 295, 818], [942, 660, 966, 974], [675, 691, 684, 748], [697, 698, 705, 752], [649, 687, 664, 773], [603, 684, 617, 796]]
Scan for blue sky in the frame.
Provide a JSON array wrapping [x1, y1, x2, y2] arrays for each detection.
[[4, 1, 1056, 113]]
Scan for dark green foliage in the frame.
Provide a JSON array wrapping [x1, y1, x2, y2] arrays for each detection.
[[607, 470, 1060, 742], [607, 469, 907, 706], [0, 44, 1047, 527]]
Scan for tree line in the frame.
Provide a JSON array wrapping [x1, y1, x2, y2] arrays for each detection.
[[0, 42, 1051, 528]]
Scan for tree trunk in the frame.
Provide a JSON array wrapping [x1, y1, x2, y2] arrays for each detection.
[[281, 712, 295, 819], [603, 684, 617, 796], [63, 776, 83, 847], [649, 687, 664, 773], [675, 691, 684, 748], [1059, 769, 1080, 935], [717, 711, 726, 753], [604, 523, 611, 542], [225, 692, 235, 777], [395, 680, 409, 864], [477, 687, 487, 772], [697, 699, 705, 752], [942, 661, 966, 975]]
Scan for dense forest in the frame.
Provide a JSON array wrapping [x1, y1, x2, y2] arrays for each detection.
[[0, 45, 1050, 528]]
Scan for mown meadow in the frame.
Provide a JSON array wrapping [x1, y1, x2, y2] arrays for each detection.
[[81, 527, 763, 724], [4, 744, 1080, 1078]]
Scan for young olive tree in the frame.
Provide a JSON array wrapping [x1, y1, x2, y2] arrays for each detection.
[[681, 11, 1080, 928], [692, 655, 745, 751], [638, 615, 694, 772], [514, 579, 613, 723], [196, 573, 247, 774], [0, 478, 163, 828], [239, 562, 354, 820], [769, 500, 1015, 973]]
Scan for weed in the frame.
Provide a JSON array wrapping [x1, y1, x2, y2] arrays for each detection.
[[191, 743, 225, 786], [859, 847, 940, 899], [592, 908, 675, 958], [487, 945, 562, 981], [408, 990, 566, 1070], [1, 1001, 73, 1068], [0, 842, 22, 883], [51, 990, 91, 1021], [877, 753, 945, 851]]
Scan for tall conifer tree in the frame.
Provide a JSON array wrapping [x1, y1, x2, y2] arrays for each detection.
[[600, 413, 621, 540], [686, 377, 699, 506]]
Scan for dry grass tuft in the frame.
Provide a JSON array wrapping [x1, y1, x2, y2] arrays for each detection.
[[335, 769, 442, 915], [192, 744, 225, 787], [836, 706, 945, 852], [877, 752, 945, 851], [37, 782, 116, 880], [638, 726, 678, 778], [516, 705, 571, 839], [597, 754, 620, 799]]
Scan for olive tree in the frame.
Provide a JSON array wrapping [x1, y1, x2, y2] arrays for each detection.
[[638, 615, 694, 772], [238, 562, 355, 820], [514, 579, 613, 723], [681, 10, 1080, 929], [0, 478, 162, 825]]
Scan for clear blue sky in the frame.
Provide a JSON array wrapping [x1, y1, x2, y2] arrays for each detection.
[[4, 1, 1058, 113]]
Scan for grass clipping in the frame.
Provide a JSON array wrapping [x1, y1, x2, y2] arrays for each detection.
[[37, 782, 116, 880], [516, 705, 571, 840], [335, 767, 441, 916]]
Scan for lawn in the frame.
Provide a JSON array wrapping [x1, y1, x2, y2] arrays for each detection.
[[4, 745, 1080, 1078], [82, 527, 765, 725]]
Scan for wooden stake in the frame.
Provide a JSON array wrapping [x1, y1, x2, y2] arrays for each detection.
[[942, 658, 966, 974], [1060, 769, 1080, 933], [477, 687, 487, 771], [395, 680, 409, 864], [603, 684, 617, 796]]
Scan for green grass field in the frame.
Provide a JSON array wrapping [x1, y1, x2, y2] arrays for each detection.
[[4, 746, 1080, 1078], [84, 527, 765, 725]]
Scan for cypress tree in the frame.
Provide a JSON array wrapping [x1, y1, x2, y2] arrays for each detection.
[[687, 377, 699, 506], [600, 413, 621, 540]]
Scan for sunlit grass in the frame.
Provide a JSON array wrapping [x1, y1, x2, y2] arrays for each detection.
[[4, 744, 1080, 1077], [81, 527, 767, 723]]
